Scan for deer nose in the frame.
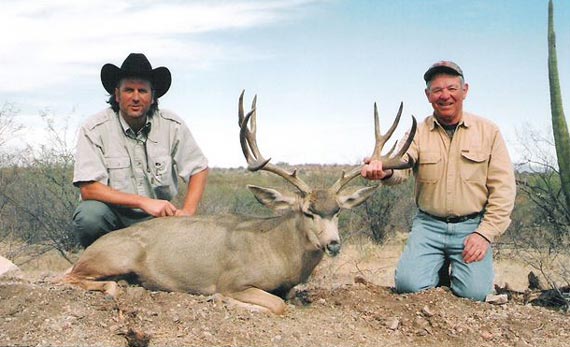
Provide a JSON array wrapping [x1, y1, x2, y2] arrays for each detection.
[[326, 240, 341, 256]]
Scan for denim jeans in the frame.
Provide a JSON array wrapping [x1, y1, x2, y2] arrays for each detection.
[[395, 211, 493, 301], [72, 200, 153, 248]]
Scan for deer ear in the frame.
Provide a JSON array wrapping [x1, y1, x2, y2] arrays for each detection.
[[337, 186, 378, 209], [247, 185, 297, 210]]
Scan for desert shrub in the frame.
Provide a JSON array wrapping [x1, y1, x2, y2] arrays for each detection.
[[0, 112, 78, 262], [340, 178, 414, 243], [192, 168, 273, 217], [500, 125, 570, 302]]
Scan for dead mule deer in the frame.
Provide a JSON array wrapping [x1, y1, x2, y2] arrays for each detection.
[[63, 91, 416, 314]]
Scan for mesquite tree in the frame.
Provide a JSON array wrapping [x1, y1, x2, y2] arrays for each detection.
[[548, 0, 570, 211]]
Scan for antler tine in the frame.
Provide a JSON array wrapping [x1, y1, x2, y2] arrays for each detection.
[[250, 94, 257, 133], [330, 166, 364, 193], [331, 102, 416, 193], [239, 110, 269, 170], [371, 102, 416, 170], [238, 92, 311, 194], [380, 115, 417, 170], [371, 102, 403, 159], [238, 90, 246, 127], [245, 96, 263, 160]]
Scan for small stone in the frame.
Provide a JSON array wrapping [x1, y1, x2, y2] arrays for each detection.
[[387, 318, 400, 330], [485, 294, 508, 305], [413, 316, 429, 330], [421, 305, 434, 317]]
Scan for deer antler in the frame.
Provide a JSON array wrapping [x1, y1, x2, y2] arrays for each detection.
[[331, 102, 417, 192], [239, 90, 312, 195]]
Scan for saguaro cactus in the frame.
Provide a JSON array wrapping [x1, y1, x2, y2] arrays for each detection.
[[548, 0, 570, 210]]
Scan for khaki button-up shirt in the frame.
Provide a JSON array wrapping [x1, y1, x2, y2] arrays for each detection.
[[384, 112, 516, 242], [73, 108, 208, 202]]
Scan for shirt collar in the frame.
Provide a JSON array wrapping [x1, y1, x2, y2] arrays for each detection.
[[428, 112, 471, 130], [117, 113, 152, 139]]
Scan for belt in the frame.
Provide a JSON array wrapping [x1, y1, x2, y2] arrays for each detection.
[[420, 210, 482, 223]]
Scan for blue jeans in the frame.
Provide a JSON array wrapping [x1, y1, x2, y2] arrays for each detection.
[[395, 211, 493, 301], [72, 200, 153, 248]]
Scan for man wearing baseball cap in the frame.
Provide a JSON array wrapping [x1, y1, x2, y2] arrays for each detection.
[[362, 61, 516, 301], [72, 53, 209, 248]]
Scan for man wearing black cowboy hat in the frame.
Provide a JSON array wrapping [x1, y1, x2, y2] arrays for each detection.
[[72, 53, 209, 248]]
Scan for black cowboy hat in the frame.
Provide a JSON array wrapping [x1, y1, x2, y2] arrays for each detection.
[[100, 53, 172, 98]]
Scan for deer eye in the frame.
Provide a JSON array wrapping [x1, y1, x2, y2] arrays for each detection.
[[303, 211, 315, 219]]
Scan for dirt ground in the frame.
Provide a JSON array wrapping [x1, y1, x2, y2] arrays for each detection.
[[1, 242, 568, 347]]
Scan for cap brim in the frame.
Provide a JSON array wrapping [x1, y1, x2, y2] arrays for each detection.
[[423, 66, 462, 82]]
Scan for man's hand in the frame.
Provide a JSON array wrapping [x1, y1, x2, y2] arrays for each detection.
[[79, 181, 181, 217], [361, 158, 393, 181], [462, 232, 490, 263], [174, 209, 193, 217], [140, 198, 178, 217]]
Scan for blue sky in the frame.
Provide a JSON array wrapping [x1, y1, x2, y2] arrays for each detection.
[[1, 0, 569, 167]]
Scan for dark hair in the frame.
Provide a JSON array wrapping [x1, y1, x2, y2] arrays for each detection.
[[106, 78, 160, 116]]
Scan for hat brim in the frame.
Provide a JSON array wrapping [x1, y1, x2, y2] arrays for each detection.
[[101, 64, 171, 98], [423, 66, 462, 82]]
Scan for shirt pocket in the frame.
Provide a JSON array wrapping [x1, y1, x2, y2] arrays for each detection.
[[105, 156, 132, 191], [417, 151, 442, 183], [460, 150, 489, 182], [150, 156, 175, 199]]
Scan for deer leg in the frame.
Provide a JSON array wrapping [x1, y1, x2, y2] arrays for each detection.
[[226, 288, 287, 315], [208, 293, 271, 314], [62, 273, 120, 298], [62, 238, 145, 298], [62, 253, 138, 298]]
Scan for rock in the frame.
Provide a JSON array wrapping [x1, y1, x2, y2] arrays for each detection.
[[386, 317, 400, 330], [421, 305, 434, 317], [0, 255, 20, 277], [485, 294, 508, 305]]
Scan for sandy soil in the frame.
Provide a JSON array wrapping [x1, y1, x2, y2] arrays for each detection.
[[1, 243, 568, 347]]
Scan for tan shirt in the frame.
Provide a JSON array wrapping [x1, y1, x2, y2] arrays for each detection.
[[384, 112, 516, 242], [73, 108, 208, 201]]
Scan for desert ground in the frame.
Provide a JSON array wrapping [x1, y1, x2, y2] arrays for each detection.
[[0, 240, 568, 347]]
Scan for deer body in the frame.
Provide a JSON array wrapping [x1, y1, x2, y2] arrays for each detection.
[[69, 213, 320, 293], [64, 91, 416, 314], [65, 191, 350, 314]]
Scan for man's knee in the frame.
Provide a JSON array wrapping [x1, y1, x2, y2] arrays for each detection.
[[73, 201, 119, 248], [395, 266, 436, 294], [451, 277, 493, 301], [450, 254, 494, 301]]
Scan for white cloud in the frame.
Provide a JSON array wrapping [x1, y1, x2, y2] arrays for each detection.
[[0, 0, 324, 92]]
